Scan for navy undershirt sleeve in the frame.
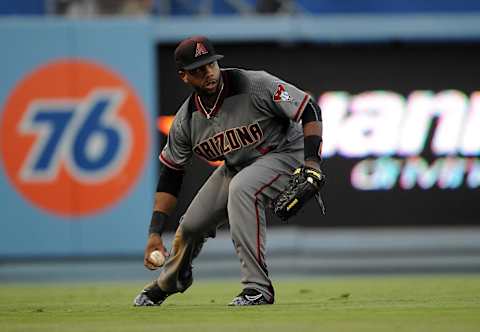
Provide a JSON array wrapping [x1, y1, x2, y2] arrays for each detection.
[[301, 100, 322, 124], [156, 162, 185, 196]]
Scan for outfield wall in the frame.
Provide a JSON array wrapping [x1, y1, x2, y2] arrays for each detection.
[[0, 20, 157, 256], [0, 18, 479, 258]]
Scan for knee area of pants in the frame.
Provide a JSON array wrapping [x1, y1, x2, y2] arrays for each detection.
[[228, 177, 254, 199], [179, 222, 202, 239]]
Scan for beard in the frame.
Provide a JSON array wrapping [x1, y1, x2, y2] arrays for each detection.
[[197, 75, 222, 97]]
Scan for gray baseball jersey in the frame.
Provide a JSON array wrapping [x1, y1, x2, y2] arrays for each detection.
[[159, 68, 309, 170], [156, 68, 310, 301]]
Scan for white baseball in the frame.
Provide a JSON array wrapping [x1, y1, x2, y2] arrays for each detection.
[[149, 250, 165, 267]]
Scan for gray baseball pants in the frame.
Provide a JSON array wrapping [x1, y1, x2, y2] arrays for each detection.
[[156, 149, 302, 302]]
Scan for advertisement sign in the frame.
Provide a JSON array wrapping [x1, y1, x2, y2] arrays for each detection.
[[157, 42, 480, 227], [0, 21, 155, 256], [322, 90, 479, 191], [1, 59, 148, 217]]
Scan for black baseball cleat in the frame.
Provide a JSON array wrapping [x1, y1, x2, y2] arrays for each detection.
[[133, 281, 169, 307], [228, 288, 274, 306]]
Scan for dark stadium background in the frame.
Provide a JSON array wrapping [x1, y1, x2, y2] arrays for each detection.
[[157, 42, 480, 228]]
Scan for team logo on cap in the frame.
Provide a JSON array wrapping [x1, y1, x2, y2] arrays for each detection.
[[273, 84, 292, 102], [195, 42, 209, 57], [0, 59, 149, 217]]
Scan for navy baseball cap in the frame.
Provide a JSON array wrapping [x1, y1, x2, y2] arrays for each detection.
[[174, 36, 224, 70]]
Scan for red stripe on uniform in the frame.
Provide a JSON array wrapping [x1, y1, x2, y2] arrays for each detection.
[[253, 174, 281, 264], [159, 152, 183, 171], [293, 94, 310, 122]]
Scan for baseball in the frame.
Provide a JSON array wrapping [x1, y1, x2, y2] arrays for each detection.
[[149, 250, 165, 267]]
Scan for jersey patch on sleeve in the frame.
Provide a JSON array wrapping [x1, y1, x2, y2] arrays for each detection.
[[273, 84, 293, 103]]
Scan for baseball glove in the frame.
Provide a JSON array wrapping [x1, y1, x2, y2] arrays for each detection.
[[272, 166, 326, 221]]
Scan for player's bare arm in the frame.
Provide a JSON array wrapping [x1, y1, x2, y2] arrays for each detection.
[[143, 192, 177, 270], [144, 160, 186, 270], [303, 121, 323, 170], [301, 99, 323, 169], [153, 192, 177, 214]]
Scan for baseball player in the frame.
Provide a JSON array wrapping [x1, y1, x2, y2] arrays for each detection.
[[134, 36, 325, 306]]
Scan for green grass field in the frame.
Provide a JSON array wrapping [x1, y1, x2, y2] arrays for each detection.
[[1, 275, 479, 332]]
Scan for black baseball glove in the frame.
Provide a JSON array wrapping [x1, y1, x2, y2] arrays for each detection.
[[272, 166, 326, 221]]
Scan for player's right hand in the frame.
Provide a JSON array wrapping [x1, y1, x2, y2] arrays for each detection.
[[144, 233, 170, 271]]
